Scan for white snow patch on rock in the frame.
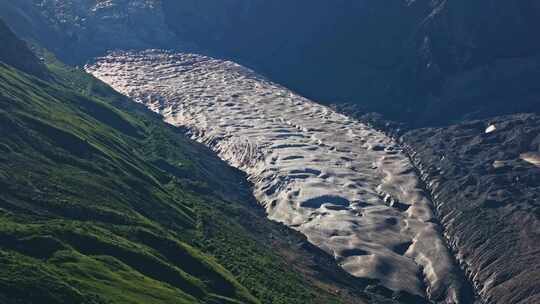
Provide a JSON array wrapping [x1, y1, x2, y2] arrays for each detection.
[[520, 152, 540, 167], [485, 124, 497, 134]]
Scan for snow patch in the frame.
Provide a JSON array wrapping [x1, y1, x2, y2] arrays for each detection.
[[520, 152, 540, 167], [485, 124, 497, 134]]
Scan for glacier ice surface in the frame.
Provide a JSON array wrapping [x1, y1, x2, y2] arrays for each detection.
[[87, 50, 468, 302]]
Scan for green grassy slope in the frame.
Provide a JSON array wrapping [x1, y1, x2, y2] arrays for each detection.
[[0, 61, 258, 304], [0, 49, 396, 303]]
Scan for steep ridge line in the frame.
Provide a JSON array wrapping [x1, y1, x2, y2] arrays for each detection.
[[87, 50, 472, 303]]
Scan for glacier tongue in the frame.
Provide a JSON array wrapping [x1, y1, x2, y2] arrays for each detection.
[[87, 50, 466, 302]]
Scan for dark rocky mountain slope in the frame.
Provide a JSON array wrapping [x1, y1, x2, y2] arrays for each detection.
[[1, 0, 538, 125], [402, 114, 540, 304]]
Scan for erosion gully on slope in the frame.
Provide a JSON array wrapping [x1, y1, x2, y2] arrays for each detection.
[[87, 50, 473, 303]]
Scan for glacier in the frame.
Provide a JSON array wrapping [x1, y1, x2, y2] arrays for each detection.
[[87, 50, 469, 302]]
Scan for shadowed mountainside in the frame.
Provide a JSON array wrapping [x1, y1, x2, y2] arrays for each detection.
[[1, 0, 538, 125]]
